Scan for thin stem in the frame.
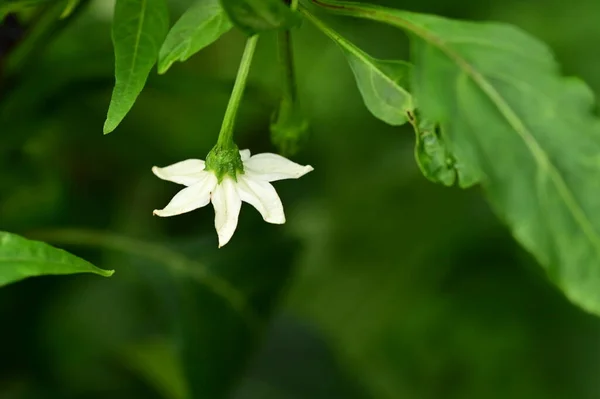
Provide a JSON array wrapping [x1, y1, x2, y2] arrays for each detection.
[[216, 35, 259, 148], [277, 30, 297, 103], [300, 6, 411, 98], [282, 0, 299, 101], [298, 5, 366, 63]]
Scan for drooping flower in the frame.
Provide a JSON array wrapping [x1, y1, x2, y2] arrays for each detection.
[[152, 149, 313, 247]]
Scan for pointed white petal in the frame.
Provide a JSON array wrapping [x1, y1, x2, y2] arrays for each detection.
[[152, 159, 207, 186], [240, 149, 251, 161], [237, 175, 285, 224], [244, 153, 313, 182], [153, 173, 217, 217], [211, 177, 242, 248]]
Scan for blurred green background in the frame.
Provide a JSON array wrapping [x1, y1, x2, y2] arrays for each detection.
[[2, 0, 600, 398]]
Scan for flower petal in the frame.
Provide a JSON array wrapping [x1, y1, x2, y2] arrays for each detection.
[[152, 159, 207, 186], [153, 173, 217, 217], [240, 149, 251, 161], [211, 177, 242, 248], [236, 175, 285, 224], [244, 153, 313, 182]]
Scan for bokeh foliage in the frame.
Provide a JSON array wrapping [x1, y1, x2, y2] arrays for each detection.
[[2, 0, 600, 398]]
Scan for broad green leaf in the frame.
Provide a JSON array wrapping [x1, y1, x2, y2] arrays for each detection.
[[104, 0, 169, 134], [0, 232, 113, 286], [301, 10, 413, 126], [158, 0, 232, 74], [220, 0, 300, 36], [311, 0, 600, 314]]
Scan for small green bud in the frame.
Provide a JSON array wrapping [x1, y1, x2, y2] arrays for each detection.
[[270, 99, 310, 156], [205, 143, 244, 182]]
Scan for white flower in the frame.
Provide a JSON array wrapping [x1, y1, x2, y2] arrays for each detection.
[[152, 149, 313, 247]]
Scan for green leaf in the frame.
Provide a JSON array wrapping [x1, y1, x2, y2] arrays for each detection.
[[346, 56, 413, 126], [311, 0, 600, 314], [220, 0, 301, 36], [104, 0, 169, 134], [301, 10, 413, 126], [158, 0, 232, 74], [0, 232, 113, 287]]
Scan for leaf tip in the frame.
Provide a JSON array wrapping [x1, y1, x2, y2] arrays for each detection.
[[157, 61, 171, 75], [100, 269, 116, 277], [103, 118, 117, 134]]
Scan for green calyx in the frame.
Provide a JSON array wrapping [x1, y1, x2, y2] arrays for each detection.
[[205, 144, 245, 182]]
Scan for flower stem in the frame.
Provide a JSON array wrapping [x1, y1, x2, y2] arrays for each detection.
[[216, 35, 259, 148]]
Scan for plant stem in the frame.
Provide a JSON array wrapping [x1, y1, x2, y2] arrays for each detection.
[[298, 5, 370, 66], [282, 0, 300, 99], [277, 29, 297, 103], [216, 35, 259, 148]]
